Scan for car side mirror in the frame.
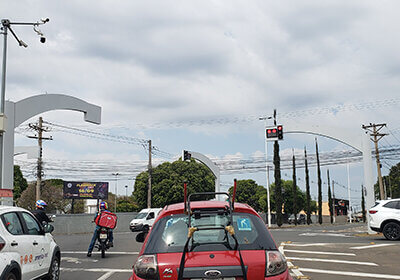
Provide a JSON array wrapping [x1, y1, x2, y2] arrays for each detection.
[[43, 224, 54, 233], [136, 231, 147, 243]]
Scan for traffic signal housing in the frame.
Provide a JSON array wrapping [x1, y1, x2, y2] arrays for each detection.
[[183, 150, 191, 161], [266, 125, 284, 141]]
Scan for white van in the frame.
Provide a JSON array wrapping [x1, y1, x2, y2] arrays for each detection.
[[129, 208, 162, 232]]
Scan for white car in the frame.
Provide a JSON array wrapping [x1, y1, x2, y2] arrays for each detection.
[[129, 208, 162, 232], [369, 198, 400, 240], [0, 206, 60, 280]]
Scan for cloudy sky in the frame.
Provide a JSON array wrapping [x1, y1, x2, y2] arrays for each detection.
[[3, 1, 400, 208]]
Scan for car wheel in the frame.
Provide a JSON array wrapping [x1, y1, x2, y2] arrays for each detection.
[[45, 255, 60, 280], [383, 222, 400, 241], [5, 272, 17, 280]]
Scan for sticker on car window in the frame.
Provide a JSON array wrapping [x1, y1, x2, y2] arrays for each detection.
[[237, 218, 252, 231]]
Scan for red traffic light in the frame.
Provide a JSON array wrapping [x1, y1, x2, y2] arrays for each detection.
[[278, 126, 282, 130]]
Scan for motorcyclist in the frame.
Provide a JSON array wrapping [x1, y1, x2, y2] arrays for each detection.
[[87, 201, 114, 257], [32, 200, 52, 226]]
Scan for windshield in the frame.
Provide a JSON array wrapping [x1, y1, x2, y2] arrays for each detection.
[[135, 212, 148, 219], [143, 212, 276, 253]]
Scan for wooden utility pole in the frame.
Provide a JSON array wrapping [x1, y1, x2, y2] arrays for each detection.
[[28, 117, 52, 201], [147, 140, 152, 208], [362, 123, 387, 200]]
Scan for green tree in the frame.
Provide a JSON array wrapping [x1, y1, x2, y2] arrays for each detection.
[[327, 169, 333, 224], [292, 152, 298, 225], [274, 140, 283, 227], [270, 179, 307, 216], [376, 163, 400, 199], [132, 159, 215, 209], [13, 165, 28, 202], [304, 147, 312, 225], [315, 138, 323, 224], [228, 179, 266, 212], [116, 196, 140, 212]]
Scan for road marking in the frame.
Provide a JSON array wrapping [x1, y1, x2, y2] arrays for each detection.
[[350, 243, 397, 250], [61, 268, 132, 273], [299, 233, 352, 237], [62, 251, 139, 255], [284, 249, 356, 256], [289, 257, 378, 266], [299, 268, 400, 279], [97, 271, 115, 280], [283, 243, 329, 247], [62, 257, 98, 263], [279, 243, 306, 279]]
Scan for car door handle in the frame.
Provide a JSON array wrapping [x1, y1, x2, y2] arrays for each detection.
[[11, 242, 18, 246], [33, 241, 38, 246]]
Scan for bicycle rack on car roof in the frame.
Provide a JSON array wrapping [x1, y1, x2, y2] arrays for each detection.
[[177, 179, 247, 280]]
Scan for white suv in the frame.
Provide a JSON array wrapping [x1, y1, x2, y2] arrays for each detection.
[[369, 198, 400, 240], [0, 206, 60, 280]]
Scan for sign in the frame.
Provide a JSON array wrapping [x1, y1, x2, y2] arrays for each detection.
[[63, 181, 108, 199], [0, 189, 13, 197]]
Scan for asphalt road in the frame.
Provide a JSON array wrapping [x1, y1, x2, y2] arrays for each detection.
[[54, 223, 400, 280]]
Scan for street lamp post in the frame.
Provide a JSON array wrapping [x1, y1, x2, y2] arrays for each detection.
[[0, 18, 49, 188], [259, 116, 273, 228], [112, 172, 119, 212]]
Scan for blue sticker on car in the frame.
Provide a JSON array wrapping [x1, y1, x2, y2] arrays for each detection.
[[237, 218, 252, 231]]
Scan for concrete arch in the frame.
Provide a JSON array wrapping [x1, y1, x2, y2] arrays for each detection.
[[1, 94, 101, 205]]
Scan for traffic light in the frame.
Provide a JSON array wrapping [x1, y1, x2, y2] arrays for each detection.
[[277, 125, 283, 140], [183, 150, 191, 161], [266, 125, 283, 141]]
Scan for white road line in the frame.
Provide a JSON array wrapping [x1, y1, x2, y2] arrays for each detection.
[[284, 249, 356, 256], [62, 251, 139, 255], [279, 243, 305, 279], [97, 271, 115, 280], [288, 257, 378, 266], [299, 233, 352, 237], [350, 243, 396, 250], [61, 268, 132, 273], [283, 243, 329, 247], [299, 268, 400, 279]]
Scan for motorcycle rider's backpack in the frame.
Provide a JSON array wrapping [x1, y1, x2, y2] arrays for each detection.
[[95, 211, 117, 229]]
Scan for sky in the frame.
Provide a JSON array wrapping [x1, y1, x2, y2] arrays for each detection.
[[3, 1, 400, 210]]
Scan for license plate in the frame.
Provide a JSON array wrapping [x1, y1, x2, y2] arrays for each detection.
[[100, 233, 107, 239]]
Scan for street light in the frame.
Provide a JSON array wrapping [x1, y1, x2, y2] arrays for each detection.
[[0, 18, 50, 188], [259, 115, 273, 228], [112, 172, 119, 212]]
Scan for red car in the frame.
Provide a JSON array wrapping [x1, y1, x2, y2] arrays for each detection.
[[130, 192, 292, 280]]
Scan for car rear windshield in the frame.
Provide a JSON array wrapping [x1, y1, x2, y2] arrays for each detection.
[[143, 212, 276, 254]]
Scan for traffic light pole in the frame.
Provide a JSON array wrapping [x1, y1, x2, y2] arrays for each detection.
[[264, 126, 272, 227]]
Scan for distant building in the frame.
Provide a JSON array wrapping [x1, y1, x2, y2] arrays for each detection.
[[322, 198, 349, 216]]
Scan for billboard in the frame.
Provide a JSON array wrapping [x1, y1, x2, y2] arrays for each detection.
[[63, 181, 109, 199]]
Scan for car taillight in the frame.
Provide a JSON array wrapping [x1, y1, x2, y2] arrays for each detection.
[[265, 251, 287, 277], [0, 236, 5, 252], [369, 210, 378, 214], [134, 255, 158, 279]]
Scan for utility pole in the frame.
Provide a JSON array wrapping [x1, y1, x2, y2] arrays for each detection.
[[28, 117, 52, 201], [332, 180, 336, 222], [362, 123, 387, 200], [147, 140, 152, 208]]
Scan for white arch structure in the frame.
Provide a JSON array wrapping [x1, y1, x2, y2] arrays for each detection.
[[1, 94, 101, 205], [285, 123, 374, 233], [185, 151, 221, 197]]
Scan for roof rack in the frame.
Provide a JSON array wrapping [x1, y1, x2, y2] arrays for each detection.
[[178, 180, 247, 280]]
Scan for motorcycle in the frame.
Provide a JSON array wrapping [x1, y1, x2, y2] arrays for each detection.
[[95, 227, 112, 258]]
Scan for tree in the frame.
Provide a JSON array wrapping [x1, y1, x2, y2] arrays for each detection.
[[292, 152, 298, 225], [376, 163, 400, 199], [132, 159, 215, 209], [315, 138, 323, 224], [228, 179, 266, 212], [18, 179, 83, 213], [13, 165, 28, 202], [327, 169, 334, 224], [269, 179, 307, 216], [116, 196, 140, 212], [304, 147, 311, 225], [274, 140, 283, 227]]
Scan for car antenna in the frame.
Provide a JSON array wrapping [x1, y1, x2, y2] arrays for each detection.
[[232, 179, 237, 210], [184, 181, 188, 214]]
